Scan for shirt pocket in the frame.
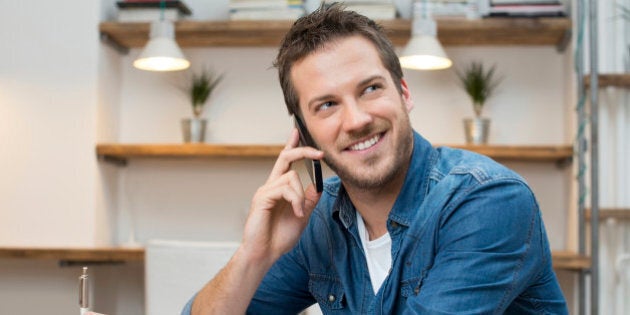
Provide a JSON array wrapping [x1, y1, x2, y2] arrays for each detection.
[[308, 274, 345, 311]]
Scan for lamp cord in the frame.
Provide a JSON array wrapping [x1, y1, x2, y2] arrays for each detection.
[[160, 0, 165, 21]]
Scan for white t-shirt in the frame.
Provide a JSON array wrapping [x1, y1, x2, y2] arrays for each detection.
[[356, 212, 392, 294]]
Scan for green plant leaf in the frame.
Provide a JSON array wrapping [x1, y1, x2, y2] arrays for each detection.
[[189, 69, 223, 117], [457, 61, 502, 117]]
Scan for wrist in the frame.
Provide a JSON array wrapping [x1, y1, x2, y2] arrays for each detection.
[[233, 245, 277, 275]]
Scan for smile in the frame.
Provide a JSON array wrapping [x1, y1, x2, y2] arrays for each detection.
[[348, 134, 382, 151]]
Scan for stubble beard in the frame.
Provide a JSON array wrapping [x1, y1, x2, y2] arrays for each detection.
[[323, 114, 414, 191]]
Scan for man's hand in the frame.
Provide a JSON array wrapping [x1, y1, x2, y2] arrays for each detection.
[[241, 128, 324, 267], [191, 128, 323, 315]]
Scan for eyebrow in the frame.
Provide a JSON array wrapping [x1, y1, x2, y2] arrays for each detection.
[[306, 75, 386, 110], [307, 94, 335, 111], [357, 75, 386, 88]]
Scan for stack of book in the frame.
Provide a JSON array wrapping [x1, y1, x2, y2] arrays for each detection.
[[414, 0, 478, 19], [482, 0, 566, 17], [116, 0, 192, 22], [229, 0, 306, 20], [326, 0, 397, 20]]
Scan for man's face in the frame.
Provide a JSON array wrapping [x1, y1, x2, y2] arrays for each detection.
[[291, 35, 414, 190]]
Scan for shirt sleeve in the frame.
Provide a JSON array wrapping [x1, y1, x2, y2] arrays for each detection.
[[179, 245, 315, 315], [247, 240, 317, 314], [404, 179, 555, 314], [180, 295, 195, 315]]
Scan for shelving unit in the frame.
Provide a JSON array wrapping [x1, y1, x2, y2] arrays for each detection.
[[0, 247, 143, 264], [99, 17, 571, 50], [552, 251, 591, 271], [585, 208, 630, 220], [96, 143, 573, 165], [584, 73, 630, 88], [0, 246, 589, 271], [89, 14, 586, 312]]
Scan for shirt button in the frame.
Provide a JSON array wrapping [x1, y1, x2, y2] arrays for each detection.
[[391, 221, 399, 228], [414, 287, 420, 295], [328, 294, 336, 302]]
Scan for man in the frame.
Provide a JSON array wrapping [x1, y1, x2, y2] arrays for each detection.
[[184, 4, 567, 314]]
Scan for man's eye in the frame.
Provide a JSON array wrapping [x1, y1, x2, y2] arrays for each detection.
[[317, 101, 334, 111], [364, 84, 381, 94]]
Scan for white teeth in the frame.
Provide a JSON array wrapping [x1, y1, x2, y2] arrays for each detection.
[[349, 134, 380, 151]]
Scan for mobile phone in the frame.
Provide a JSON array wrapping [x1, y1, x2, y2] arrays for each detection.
[[294, 115, 323, 193]]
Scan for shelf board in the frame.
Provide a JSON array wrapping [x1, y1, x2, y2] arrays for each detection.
[[0, 247, 144, 263], [552, 251, 591, 271], [584, 74, 630, 88], [585, 208, 630, 221], [97, 143, 283, 160], [99, 17, 571, 49], [96, 143, 572, 164], [0, 246, 588, 271], [445, 144, 572, 163]]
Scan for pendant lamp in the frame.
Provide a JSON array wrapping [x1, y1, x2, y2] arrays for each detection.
[[399, 1, 452, 70], [133, 2, 190, 71]]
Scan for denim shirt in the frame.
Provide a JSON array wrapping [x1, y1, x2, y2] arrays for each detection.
[[182, 131, 567, 314]]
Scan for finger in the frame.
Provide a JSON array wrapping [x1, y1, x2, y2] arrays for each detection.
[[267, 171, 306, 217], [267, 136, 323, 183], [255, 170, 305, 216], [286, 171, 306, 216], [284, 128, 300, 150], [303, 184, 322, 217], [282, 186, 305, 218], [262, 179, 304, 218], [268, 131, 299, 182]]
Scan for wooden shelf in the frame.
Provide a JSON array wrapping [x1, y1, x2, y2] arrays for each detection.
[[584, 74, 630, 88], [99, 17, 571, 49], [585, 208, 630, 221], [0, 246, 589, 271], [446, 144, 572, 163], [96, 143, 281, 165], [552, 251, 591, 271], [96, 143, 573, 165], [0, 247, 144, 264]]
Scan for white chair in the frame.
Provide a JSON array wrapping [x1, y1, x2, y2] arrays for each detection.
[[145, 240, 239, 315]]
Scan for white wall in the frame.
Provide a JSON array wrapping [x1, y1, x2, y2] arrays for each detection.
[[0, 0, 577, 314], [0, 1, 119, 314], [0, 1, 102, 246]]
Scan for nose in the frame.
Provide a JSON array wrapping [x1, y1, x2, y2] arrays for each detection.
[[341, 99, 372, 133]]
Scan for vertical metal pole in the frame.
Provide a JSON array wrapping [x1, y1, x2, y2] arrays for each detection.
[[575, 0, 587, 313], [588, 0, 600, 313]]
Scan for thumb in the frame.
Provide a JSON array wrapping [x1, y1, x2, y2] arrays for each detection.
[[303, 184, 322, 216]]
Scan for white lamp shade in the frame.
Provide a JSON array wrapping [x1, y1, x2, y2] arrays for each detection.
[[399, 35, 452, 70], [399, 4, 452, 71], [133, 20, 190, 72]]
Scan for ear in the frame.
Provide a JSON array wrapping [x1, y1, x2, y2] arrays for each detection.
[[400, 78, 414, 112]]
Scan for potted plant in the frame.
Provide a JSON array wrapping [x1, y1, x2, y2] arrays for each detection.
[[457, 61, 502, 144], [181, 69, 223, 143]]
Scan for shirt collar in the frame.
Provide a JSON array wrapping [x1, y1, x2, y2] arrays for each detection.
[[388, 131, 435, 226], [333, 130, 436, 229]]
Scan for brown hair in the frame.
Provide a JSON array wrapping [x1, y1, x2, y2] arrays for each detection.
[[273, 3, 403, 116]]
